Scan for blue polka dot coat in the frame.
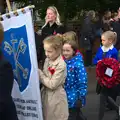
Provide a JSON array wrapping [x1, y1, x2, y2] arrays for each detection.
[[64, 53, 87, 108]]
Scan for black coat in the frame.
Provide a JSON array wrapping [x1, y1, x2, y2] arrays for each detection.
[[34, 32, 42, 63], [0, 51, 18, 120], [80, 16, 96, 50], [40, 23, 65, 63], [41, 22, 65, 40]]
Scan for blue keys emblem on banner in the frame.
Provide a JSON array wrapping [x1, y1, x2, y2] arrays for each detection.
[[2, 25, 31, 92]]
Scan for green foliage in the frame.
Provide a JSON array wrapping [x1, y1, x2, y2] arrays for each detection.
[[10, 0, 120, 20]]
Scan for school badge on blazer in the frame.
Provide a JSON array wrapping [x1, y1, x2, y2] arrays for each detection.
[[2, 25, 31, 92]]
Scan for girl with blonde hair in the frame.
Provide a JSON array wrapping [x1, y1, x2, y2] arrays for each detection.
[[38, 35, 68, 120], [62, 31, 78, 42], [93, 30, 118, 65], [93, 31, 119, 120]]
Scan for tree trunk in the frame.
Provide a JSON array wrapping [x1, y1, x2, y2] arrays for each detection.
[[0, 0, 5, 14]]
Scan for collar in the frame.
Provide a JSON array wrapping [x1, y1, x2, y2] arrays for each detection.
[[101, 45, 114, 52], [47, 22, 57, 28], [65, 52, 83, 64], [48, 55, 62, 66]]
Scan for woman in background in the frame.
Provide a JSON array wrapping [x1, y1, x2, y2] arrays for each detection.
[[39, 6, 65, 64]]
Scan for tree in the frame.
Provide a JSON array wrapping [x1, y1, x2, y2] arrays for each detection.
[[4, 0, 120, 20], [0, 0, 5, 14], [11, 0, 82, 20]]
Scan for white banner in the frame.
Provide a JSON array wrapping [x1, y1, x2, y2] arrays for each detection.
[[1, 7, 43, 120]]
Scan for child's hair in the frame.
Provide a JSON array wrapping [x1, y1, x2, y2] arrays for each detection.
[[43, 35, 63, 50], [63, 40, 79, 55], [102, 31, 117, 45], [62, 31, 78, 43]]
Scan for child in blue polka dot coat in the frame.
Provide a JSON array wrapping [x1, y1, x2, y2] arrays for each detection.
[[62, 31, 87, 120]]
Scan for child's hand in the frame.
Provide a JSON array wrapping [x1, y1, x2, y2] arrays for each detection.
[[38, 69, 43, 80], [75, 99, 82, 108]]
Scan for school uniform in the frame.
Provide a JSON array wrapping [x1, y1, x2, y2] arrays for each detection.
[[93, 45, 118, 65], [93, 45, 120, 120]]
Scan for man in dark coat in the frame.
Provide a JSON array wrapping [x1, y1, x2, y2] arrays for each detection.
[[80, 10, 96, 67], [110, 19, 120, 50], [34, 24, 43, 64], [0, 22, 18, 120]]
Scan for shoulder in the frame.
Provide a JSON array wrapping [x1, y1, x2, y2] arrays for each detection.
[[41, 24, 49, 32], [58, 24, 64, 28], [73, 55, 84, 68], [112, 47, 118, 52], [56, 24, 65, 34], [96, 47, 103, 54], [75, 61, 84, 69], [98, 47, 102, 51], [58, 57, 66, 69], [41, 26, 48, 33], [110, 47, 118, 54]]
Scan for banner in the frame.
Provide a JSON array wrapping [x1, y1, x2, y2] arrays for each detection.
[[1, 6, 43, 120]]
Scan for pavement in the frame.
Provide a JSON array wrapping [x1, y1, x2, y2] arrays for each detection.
[[81, 67, 117, 120]]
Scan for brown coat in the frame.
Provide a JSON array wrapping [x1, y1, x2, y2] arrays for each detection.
[[39, 55, 69, 120]]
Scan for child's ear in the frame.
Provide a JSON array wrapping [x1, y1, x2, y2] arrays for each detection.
[[109, 39, 113, 44], [111, 40, 113, 44]]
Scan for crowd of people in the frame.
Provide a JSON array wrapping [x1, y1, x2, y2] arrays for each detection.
[[0, 5, 120, 120], [35, 6, 120, 120]]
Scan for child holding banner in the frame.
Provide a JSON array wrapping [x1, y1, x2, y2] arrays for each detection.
[[38, 35, 69, 120], [0, 22, 18, 120]]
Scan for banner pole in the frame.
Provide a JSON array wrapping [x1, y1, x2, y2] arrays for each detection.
[[6, 0, 12, 12]]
